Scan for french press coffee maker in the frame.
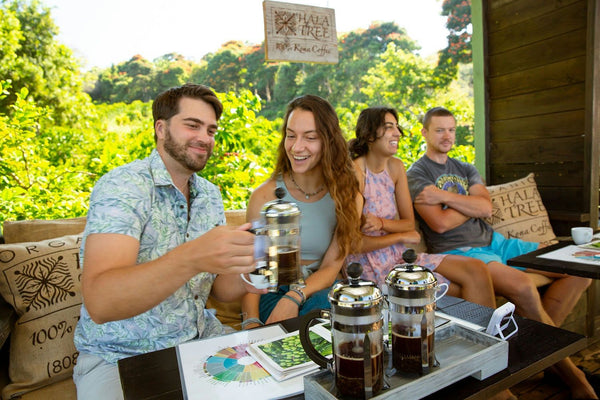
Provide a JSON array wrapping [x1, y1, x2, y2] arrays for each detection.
[[243, 187, 302, 292], [385, 249, 448, 375], [299, 263, 384, 399]]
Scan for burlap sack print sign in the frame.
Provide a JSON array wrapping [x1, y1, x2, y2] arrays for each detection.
[[485, 173, 557, 245], [0, 234, 82, 399]]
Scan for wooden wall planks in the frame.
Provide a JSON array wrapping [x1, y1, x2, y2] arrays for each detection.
[[483, 0, 595, 234], [489, 57, 586, 99], [488, 1, 586, 54], [488, 28, 586, 76], [487, 0, 582, 34], [488, 110, 585, 141]]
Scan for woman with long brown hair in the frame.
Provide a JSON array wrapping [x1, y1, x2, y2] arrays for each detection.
[[241, 95, 361, 328]]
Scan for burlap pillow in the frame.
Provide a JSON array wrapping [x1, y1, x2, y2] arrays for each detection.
[[0, 234, 82, 399], [485, 173, 557, 245]]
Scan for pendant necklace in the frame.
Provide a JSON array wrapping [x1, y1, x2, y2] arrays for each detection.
[[290, 173, 325, 199]]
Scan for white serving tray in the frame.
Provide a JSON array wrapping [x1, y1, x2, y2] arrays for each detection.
[[304, 322, 508, 399]]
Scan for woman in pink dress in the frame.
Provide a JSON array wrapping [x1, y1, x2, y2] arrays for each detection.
[[347, 107, 496, 307]]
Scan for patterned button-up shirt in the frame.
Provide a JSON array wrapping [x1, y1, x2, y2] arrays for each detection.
[[74, 149, 226, 364]]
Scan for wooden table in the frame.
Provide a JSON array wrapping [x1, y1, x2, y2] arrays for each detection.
[[118, 299, 587, 400], [507, 240, 600, 279]]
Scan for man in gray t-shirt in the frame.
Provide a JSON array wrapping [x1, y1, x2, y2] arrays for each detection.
[[405, 107, 595, 399], [407, 155, 493, 254]]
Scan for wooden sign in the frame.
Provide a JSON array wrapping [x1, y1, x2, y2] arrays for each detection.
[[263, 0, 338, 64]]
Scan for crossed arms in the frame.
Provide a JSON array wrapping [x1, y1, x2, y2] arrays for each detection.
[[413, 183, 493, 233]]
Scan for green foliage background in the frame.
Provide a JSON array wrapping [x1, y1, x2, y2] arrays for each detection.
[[0, 0, 474, 227]]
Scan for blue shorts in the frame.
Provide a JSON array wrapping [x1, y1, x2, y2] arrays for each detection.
[[442, 232, 539, 270], [258, 284, 334, 323]]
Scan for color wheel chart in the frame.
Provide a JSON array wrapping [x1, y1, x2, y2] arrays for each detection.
[[203, 343, 270, 383], [178, 324, 305, 399]]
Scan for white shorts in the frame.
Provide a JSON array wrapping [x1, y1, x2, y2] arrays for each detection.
[[72, 352, 124, 400]]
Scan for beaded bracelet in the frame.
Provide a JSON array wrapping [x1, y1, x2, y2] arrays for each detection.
[[290, 288, 306, 305], [282, 294, 302, 307], [241, 317, 264, 329]]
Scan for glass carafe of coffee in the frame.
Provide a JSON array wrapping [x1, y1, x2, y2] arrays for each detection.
[[299, 263, 384, 399], [385, 249, 448, 375], [261, 186, 302, 289]]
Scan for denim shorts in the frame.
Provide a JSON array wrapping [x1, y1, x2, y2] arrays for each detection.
[[442, 232, 539, 270]]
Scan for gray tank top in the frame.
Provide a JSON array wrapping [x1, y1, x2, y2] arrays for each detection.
[[275, 175, 337, 270]]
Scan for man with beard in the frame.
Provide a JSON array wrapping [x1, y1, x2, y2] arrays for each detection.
[[72, 84, 264, 400]]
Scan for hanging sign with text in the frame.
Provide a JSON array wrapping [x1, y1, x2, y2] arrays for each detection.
[[263, 1, 338, 64]]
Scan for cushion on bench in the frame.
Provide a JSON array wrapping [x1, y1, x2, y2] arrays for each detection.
[[0, 234, 82, 399], [485, 173, 557, 246], [485, 173, 556, 287]]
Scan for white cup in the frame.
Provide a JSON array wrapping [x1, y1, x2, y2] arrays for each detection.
[[572, 227, 593, 245], [240, 271, 270, 289]]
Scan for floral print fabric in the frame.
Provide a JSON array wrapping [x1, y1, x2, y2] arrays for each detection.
[[74, 149, 226, 364], [346, 167, 449, 288]]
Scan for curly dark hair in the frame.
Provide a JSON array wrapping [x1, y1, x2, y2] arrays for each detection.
[[348, 106, 402, 159], [273, 95, 361, 257]]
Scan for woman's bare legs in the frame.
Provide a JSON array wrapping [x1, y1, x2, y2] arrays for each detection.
[[436, 255, 496, 308]]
